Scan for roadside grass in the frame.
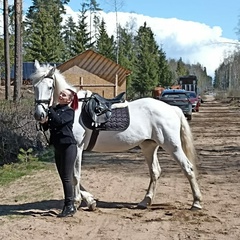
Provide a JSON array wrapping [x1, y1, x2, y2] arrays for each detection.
[[0, 161, 53, 186], [0, 147, 55, 186]]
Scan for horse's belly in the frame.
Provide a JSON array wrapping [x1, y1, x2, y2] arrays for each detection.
[[90, 131, 143, 152]]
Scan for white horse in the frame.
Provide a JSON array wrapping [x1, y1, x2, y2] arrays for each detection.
[[31, 60, 202, 210]]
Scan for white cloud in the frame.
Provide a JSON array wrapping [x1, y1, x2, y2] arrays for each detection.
[[63, 6, 240, 77], [94, 10, 239, 78]]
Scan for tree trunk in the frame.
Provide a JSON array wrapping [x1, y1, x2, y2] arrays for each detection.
[[4, 0, 11, 100], [13, 0, 22, 102]]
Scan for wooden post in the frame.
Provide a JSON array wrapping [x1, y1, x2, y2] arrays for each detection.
[[114, 73, 118, 97], [80, 76, 83, 90]]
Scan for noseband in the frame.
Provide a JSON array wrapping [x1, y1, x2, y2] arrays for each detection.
[[34, 75, 55, 112]]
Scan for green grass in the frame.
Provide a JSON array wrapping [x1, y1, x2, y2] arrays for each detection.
[[0, 161, 52, 186], [0, 146, 55, 186]]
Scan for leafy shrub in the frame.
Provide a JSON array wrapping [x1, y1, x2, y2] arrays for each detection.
[[17, 148, 38, 163], [0, 96, 47, 165]]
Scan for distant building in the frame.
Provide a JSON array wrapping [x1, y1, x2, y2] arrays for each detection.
[[57, 49, 131, 98]]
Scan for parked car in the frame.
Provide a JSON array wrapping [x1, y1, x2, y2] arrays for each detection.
[[159, 89, 192, 120], [185, 91, 200, 112]]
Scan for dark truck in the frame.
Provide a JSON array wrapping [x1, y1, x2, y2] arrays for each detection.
[[178, 75, 198, 94], [159, 89, 192, 120]]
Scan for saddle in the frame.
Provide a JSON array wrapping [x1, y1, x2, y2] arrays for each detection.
[[84, 92, 126, 127]]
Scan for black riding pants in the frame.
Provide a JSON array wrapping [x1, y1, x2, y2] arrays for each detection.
[[54, 144, 77, 206]]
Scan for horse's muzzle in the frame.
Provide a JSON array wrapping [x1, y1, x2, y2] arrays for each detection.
[[34, 105, 48, 122]]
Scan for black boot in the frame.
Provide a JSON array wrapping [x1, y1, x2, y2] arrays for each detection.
[[57, 204, 76, 218]]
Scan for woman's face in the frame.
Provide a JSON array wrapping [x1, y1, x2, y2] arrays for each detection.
[[58, 89, 72, 105]]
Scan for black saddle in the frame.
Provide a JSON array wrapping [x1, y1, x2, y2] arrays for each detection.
[[84, 92, 126, 127]]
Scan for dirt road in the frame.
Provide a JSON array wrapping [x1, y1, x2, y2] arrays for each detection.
[[0, 94, 240, 240]]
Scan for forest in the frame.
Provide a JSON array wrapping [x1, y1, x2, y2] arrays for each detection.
[[0, 0, 240, 100]]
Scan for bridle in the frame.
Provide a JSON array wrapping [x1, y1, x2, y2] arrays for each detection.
[[34, 74, 56, 145], [34, 75, 56, 113]]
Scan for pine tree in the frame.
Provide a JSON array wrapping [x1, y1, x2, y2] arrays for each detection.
[[176, 57, 189, 77], [157, 47, 173, 87], [72, 2, 93, 55], [86, 0, 102, 44], [132, 22, 159, 97], [23, 0, 69, 62], [96, 18, 115, 61], [14, 0, 23, 101], [62, 16, 77, 60], [117, 25, 136, 99], [3, 0, 11, 100]]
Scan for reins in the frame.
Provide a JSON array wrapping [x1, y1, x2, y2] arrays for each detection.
[[36, 122, 50, 145]]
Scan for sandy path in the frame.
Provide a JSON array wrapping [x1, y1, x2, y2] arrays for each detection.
[[0, 94, 240, 240]]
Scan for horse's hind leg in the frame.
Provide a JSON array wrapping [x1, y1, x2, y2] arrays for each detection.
[[138, 140, 161, 209], [168, 147, 202, 210]]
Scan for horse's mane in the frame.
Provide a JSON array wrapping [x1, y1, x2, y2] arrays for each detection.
[[30, 63, 68, 87], [30, 63, 51, 85]]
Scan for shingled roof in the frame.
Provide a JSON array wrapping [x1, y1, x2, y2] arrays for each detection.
[[57, 49, 131, 86]]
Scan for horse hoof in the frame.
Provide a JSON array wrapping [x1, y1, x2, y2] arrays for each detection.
[[190, 202, 202, 210], [137, 204, 147, 209], [88, 200, 97, 211], [138, 196, 152, 209]]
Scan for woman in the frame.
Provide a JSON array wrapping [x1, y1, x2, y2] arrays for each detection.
[[41, 88, 78, 217]]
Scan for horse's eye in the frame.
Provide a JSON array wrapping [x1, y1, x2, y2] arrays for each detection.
[[49, 86, 53, 90]]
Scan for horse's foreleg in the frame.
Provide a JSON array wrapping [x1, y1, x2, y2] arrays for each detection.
[[73, 146, 83, 203], [73, 146, 97, 210], [138, 141, 161, 209], [79, 185, 97, 211]]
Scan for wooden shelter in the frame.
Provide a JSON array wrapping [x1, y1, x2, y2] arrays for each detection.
[[57, 49, 131, 98]]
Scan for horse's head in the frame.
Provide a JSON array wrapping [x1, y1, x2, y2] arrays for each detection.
[[31, 60, 58, 123], [31, 60, 79, 123]]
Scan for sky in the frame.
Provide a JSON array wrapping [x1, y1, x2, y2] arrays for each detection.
[[2, 0, 240, 77], [67, 0, 240, 40]]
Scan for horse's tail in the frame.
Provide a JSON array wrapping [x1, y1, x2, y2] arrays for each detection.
[[173, 107, 197, 174]]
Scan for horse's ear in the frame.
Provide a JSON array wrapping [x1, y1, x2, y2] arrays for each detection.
[[47, 66, 56, 77], [34, 60, 40, 69]]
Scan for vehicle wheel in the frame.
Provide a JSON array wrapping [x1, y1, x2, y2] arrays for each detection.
[[187, 115, 192, 120]]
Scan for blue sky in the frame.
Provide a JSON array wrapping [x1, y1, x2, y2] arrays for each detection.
[[64, 0, 240, 40], [22, 0, 240, 40]]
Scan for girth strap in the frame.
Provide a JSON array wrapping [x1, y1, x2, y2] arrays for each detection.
[[86, 129, 99, 151]]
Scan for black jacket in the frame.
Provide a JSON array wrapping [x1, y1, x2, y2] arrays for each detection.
[[42, 104, 77, 146]]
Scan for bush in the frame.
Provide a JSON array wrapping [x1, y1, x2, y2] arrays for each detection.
[[0, 97, 47, 165]]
